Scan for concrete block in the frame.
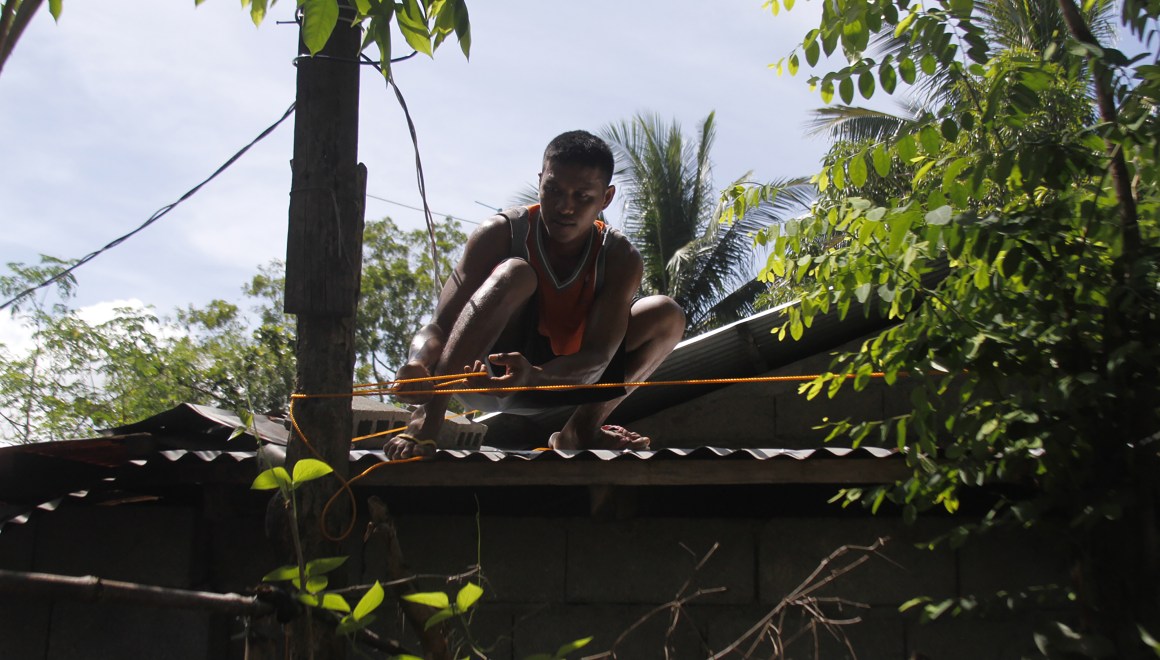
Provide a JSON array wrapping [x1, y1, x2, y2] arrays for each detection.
[[390, 516, 567, 604], [204, 513, 282, 594], [907, 614, 1044, 660], [697, 603, 907, 659], [566, 518, 756, 605], [958, 526, 1071, 598], [34, 504, 198, 588], [631, 382, 779, 449], [0, 515, 37, 570], [759, 517, 956, 607], [369, 599, 516, 660], [46, 601, 211, 660], [512, 603, 709, 659], [0, 598, 50, 659], [776, 384, 884, 447]]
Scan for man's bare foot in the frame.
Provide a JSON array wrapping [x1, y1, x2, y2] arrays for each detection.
[[549, 425, 651, 450]]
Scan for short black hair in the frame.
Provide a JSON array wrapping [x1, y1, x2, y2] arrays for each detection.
[[542, 130, 615, 186]]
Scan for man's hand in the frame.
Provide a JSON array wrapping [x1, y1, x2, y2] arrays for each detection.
[[486, 352, 540, 396], [392, 360, 434, 404]]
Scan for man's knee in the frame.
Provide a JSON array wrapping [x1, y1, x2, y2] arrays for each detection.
[[630, 295, 685, 346], [483, 258, 538, 301]]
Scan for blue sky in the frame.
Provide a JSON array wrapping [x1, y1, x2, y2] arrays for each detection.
[[0, 0, 844, 347]]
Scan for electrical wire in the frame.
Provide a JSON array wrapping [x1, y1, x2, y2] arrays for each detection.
[[0, 102, 298, 312]]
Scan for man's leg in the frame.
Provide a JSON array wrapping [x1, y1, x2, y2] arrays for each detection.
[[390, 259, 537, 458], [551, 295, 685, 450]]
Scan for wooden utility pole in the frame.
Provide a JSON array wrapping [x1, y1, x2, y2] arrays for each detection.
[[282, 3, 365, 658]]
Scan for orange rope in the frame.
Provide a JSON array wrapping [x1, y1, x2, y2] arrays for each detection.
[[282, 370, 898, 541], [292, 371, 889, 401]]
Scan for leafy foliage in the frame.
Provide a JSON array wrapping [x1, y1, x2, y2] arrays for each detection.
[[755, 0, 1160, 651], [602, 113, 814, 334], [0, 217, 466, 443]]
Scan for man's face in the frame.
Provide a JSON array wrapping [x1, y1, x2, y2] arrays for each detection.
[[537, 159, 615, 247]]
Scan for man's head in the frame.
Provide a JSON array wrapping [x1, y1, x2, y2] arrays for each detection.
[[537, 131, 617, 246], [541, 130, 615, 186]]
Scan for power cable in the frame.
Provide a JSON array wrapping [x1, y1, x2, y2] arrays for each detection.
[[0, 102, 298, 312], [364, 194, 479, 225]]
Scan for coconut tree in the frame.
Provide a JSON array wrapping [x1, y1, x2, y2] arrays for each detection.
[[602, 112, 813, 335]]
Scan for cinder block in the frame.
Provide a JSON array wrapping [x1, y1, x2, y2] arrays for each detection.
[[631, 382, 779, 449], [759, 517, 956, 606], [0, 598, 50, 659], [0, 515, 37, 570], [697, 603, 907, 659], [34, 504, 198, 588], [204, 513, 282, 594], [958, 526, 1071, 598], [776, 385, 885, 447], [369, 599, 515, 660], [566, 518, 756, 604], [390, 516, 566, 604], [512, 603, 708, 659], [907, 614, 1045, 660], [47, 601, 211, 660]]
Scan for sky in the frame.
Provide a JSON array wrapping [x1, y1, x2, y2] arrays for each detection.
[[0, 0, 844, 348]]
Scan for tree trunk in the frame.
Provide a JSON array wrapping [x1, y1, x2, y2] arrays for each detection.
[[281, 2, 365, 658]]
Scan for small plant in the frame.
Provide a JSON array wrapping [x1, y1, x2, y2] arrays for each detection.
[[398, 583, 591, 660], [251, 458, 386, 638]]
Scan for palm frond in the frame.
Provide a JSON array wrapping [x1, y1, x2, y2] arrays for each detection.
[[805, 105, 916, 143]]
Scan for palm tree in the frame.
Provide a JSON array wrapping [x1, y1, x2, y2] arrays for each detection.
[[601, 113, 813, 335]]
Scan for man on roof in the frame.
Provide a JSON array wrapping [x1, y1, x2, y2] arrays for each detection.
[[386, 130, 685, 459]]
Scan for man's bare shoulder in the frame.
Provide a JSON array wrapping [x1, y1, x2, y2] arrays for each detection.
[[603, 228, 644, 269], [459, 213, 512, 268]]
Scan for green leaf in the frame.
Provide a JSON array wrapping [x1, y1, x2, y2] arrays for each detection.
[[354, 582, 385, 621], [301, 0, 340, 56], [49, 0, 62, 20], [250, 0, 268, 26], [320, 593, 351, 613], [858, 71, 875, 99], [805, 40, 820, 67], [855, 282, 873, 303], [849, 152, 869, 187], [423, 608, 455, 631], [940, 117, 959, 141], [305, 556, 348, 577], [897, 134, 918, 163], [894, 9, 917, 37], [251, 466, 291, 491], [304, 575, 329, 593], [839, 77, 854, 104], [872, 144, 891, 176], [453, 0, 472, 58], [919, 125, 941, 154], [879, 63, 897, 94], [899, 57, 916, 84], [555, 637, 594, 657], [291, 458, 333, 487], [403, 591, 451, 609], [925, 206, 953, 225], [920, 53, 936, 75], [262, 564, 301, 583], [787, 53, 800, 76], [397, 0, 434, 56], [784, 0, 795, 9], [820, 80, 835, 104], [456, 582, 484, 612]]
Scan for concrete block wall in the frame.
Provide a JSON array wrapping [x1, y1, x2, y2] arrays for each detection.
[[0, 504, 219, 660], [367, 513, 1069, 659]]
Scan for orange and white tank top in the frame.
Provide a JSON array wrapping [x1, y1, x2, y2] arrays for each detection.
[[500, 204, 612, 356]]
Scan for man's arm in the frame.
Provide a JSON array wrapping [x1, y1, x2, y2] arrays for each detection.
[[489, 234, 643, 388], [395, 215, 511, 398]]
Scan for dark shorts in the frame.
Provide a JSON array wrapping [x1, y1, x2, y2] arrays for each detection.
[[454, 303, 627, 415]]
